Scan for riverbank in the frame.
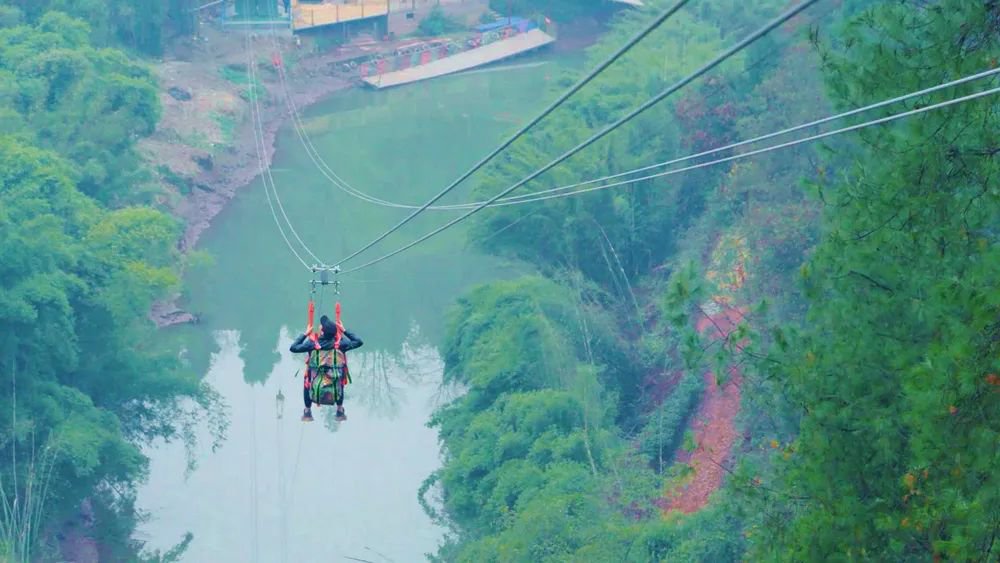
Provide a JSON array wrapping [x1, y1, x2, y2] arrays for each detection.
[[145, 25, 364, 326], [146, 15, 611, 327]]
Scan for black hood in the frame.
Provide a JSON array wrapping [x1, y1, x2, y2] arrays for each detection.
[[317, 315, 339, 345]]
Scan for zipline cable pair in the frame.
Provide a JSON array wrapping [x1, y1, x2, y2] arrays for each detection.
[[252, 0, 1000, 279]]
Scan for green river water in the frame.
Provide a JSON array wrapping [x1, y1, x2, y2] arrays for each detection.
[[136, 52, 581, 562]]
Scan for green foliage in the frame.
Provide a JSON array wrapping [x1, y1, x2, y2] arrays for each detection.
[[0, 13, 161, 204], [741, 1, 1000, 560], [157, 165, 193, 195], [0, 6, 23, 28], [428, 1, 838, 559], [427, 270, 755, 560], [140, 532, 193, 562], [7, 0, 197, 56], [418, 6, 464, 37], [429, 276, 634, 555], [432, 0, 1000, 560], [467, 0, 802, 291], [211, 112, 237, 145], [637, 369, 704, 471], [0, 116, 213, 560], [0, 2, 222, 560], [442, 277, 578, 396], [431, 391, 606, 529]]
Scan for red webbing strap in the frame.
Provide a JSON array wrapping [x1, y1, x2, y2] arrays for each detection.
[[306, 299, 319, 351], [334, 302, 344, 349], [335, 302, 349, 387]]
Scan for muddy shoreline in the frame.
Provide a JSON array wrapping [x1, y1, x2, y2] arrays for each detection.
[[150, 38, 374, 326]]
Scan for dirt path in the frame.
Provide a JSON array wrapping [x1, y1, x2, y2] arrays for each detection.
[[661, 229, 751, 515], [662, 305, 746, 514]]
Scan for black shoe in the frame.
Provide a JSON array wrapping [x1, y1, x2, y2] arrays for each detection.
[[335, 407, 347, 422], [301, 408, 314, 422]]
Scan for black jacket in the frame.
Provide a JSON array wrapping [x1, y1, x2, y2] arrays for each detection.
[[289, 329, 363, 354]]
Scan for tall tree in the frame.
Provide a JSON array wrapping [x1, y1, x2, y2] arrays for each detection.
[[0, 12, 161, 204], [0, 135, 217, 560], [749, 2, 1000, 559], [6, 0, 179, 55]]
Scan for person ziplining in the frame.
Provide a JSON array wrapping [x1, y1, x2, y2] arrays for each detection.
[[289, 268, 363, 423]]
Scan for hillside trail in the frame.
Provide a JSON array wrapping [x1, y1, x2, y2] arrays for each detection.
[[663, 234, 750, 515]]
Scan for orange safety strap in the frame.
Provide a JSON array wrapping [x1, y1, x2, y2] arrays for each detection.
[[306, 299, 320, 350], [333, 302, 344, 350]]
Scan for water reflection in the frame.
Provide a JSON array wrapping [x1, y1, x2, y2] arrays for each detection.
[[139, 50, 578, 560], [138, 323, 446, 561], [348, 323, 443, 421], [275, 388, 285, 420], [276, 322, 444, 428]]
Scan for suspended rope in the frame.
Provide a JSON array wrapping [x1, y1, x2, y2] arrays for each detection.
[[264, 25, 399, 210], [327, 82, 1000, 281], [246, 41, 325, 266], [242, 3, 333, 271], [248, 385, 260, 563], [370, 66, 1000, 211], [258, 0, 694, 267], [473, 84, 1000, 206], [336, 82, 1000, 275], [275, 373, 288, 563], [352, 88, 1000, 271], [333, 0, 695, 266], [337, 0, 821, 273], [243, 28, 312, 271], [264, 1, 823, 214]]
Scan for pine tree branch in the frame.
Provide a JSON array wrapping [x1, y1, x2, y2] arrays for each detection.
[[849, 270, 895, 293]]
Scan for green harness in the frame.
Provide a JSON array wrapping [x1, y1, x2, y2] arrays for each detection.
[[307, 348, 352, 406]]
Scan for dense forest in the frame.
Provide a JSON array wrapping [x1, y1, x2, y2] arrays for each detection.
[[2, 0, 197, 57], [423, 0, 1000, 560], [1, 0, 997, 561], [0, 4, 222, 561]]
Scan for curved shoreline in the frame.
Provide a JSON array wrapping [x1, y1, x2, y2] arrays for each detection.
[[151, 39, 364, 326]]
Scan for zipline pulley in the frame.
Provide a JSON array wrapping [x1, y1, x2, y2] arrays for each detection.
[[309, 264, 341, 296]]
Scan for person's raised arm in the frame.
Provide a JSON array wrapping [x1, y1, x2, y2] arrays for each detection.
[[289, 332, 313, 353], [338, 329, 363, 352]]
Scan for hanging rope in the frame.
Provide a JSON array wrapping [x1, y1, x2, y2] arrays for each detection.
[[332, 0, 695, 266], [333, 301, 344, 350], [336, 0, 821, 274], [275, 389, 288, 563], [247, 385, 260, 563]]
